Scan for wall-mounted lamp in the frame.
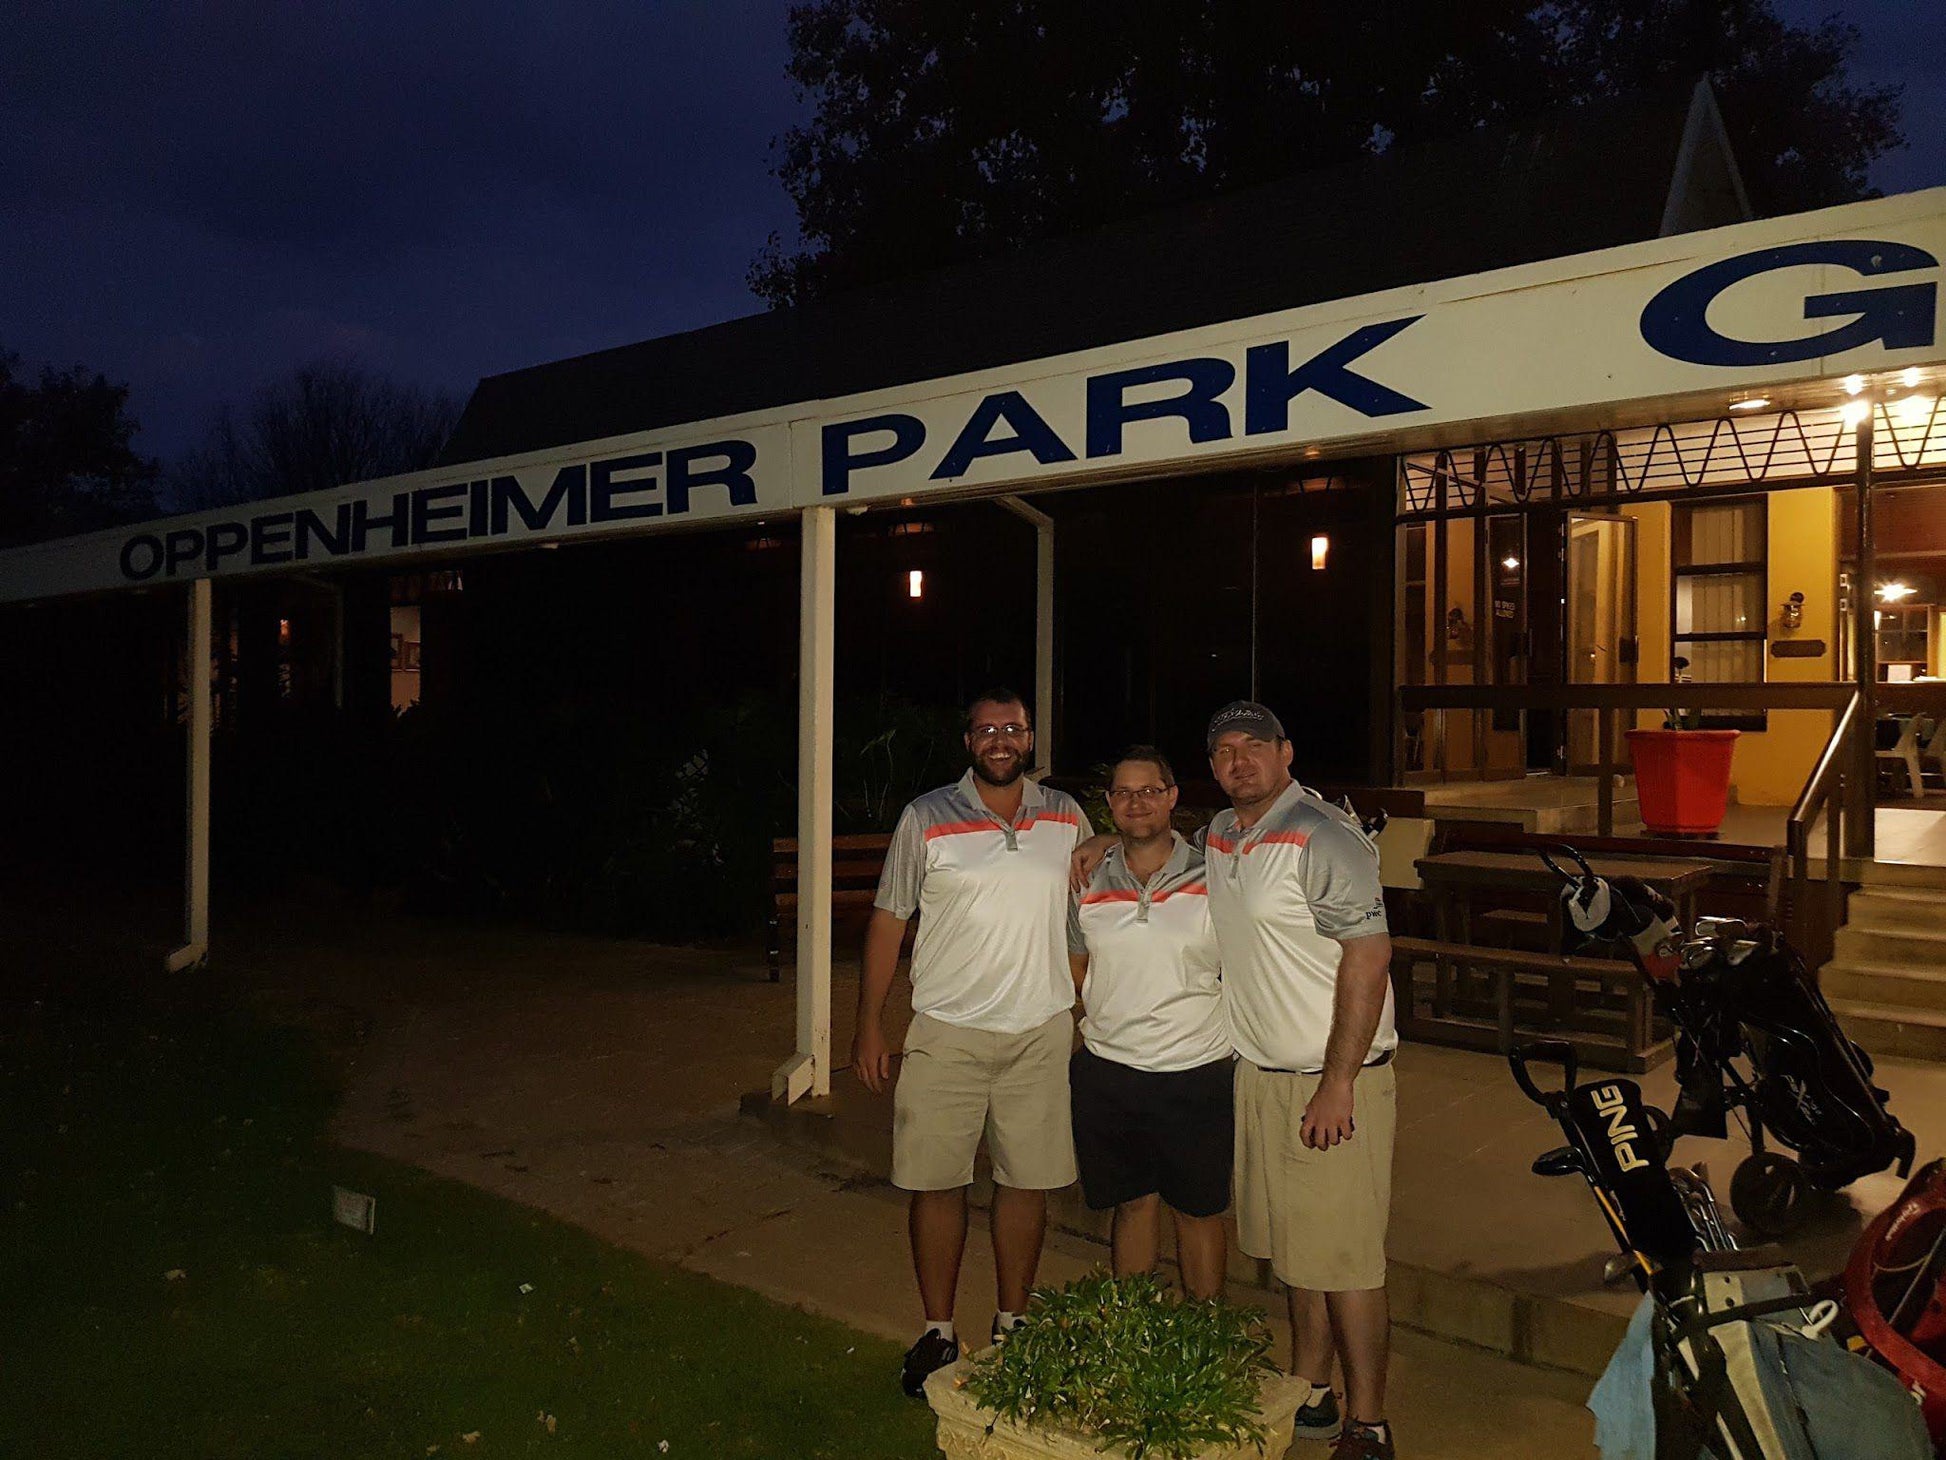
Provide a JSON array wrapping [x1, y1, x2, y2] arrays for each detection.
[[908, 569, 925, 599], [1878, 582, 1916, 603], [1843, 374, 1866, 396], [1780, 591, 1804, 631], [1310, 534, 1329, 571], [1501, 555, 1521, 571]]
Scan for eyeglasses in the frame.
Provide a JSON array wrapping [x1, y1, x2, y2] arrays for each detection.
[[969, 722, 1030, 741], [1106, 785, 1172, 802]]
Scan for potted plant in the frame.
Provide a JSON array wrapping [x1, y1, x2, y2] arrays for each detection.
[[1623, 659, 1741, 837], [923, 1273, 1308, 1460]]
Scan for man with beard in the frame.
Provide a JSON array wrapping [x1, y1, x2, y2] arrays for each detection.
[[1203, 701, 1397, 1460], [853, 688, 1094, 1398]]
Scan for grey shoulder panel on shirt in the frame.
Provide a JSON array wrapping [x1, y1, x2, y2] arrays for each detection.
[[1297, 813, 1389, 941], [872, 800, 931, 919]]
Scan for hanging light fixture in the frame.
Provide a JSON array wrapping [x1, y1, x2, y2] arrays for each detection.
[[908, 569, 924, 599], [1310, 535, 1329, 571]]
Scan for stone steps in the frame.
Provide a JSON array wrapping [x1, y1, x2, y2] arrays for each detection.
[[1832, 921, 1946, 967], [1844, 887, 1946, 932], [1823, 960, 1946, 1014], [1824, 882, 1946, 1059], [1823, 996, 1946, 1061]]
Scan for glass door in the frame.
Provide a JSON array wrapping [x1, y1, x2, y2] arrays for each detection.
[[1566, 514, 1637, 770]]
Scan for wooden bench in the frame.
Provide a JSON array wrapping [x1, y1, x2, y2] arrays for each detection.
[[767, 833, 902, 982], [1387, 823, 1786, 1069]]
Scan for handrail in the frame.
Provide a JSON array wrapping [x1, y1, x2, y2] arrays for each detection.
[[1783, 690, 1862, 969], [1788, 692, 1859, 851]]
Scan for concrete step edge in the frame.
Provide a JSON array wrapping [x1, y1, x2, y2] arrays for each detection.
[[1851, 887, 1946, 907], [1845, 915, 1946, 936], [1822, 959, 1946, 986], [1834, 925, 1946, 949], [1827, 997, 1946, 1030]]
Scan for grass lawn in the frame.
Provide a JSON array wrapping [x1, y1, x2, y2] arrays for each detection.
[[0, 979, 936, 1459]]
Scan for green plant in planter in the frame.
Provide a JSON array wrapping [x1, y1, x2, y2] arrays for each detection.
[[965, 1272, 1276, 1460]]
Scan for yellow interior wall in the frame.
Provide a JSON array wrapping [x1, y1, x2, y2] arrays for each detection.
[[1624, 503, 1672, 743], [1736, 486, 1839, 805]]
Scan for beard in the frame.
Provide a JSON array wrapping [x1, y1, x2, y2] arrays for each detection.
[[970, 750, 1026, 788]]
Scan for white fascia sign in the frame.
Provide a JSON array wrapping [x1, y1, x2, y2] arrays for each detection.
[[1, 188, 1942, 603]]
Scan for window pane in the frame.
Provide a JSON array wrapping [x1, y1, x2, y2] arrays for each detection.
[[1677, 501, 1763, 567], [1675, 572, 1763, 635], [1678, 638, 1763, 681]]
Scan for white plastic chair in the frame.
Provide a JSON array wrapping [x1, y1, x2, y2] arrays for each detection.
[[1877, 715, 1925, 800]]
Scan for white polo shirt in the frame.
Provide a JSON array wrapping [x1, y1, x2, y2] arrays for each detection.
[[1068, 833, 1231, 1073], [1203, 780, 1393, 1073], [874, 770, 1093, 1034]]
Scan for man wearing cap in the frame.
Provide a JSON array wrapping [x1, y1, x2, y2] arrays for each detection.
[[1067, 746, 1232, 1298], [1204, 700, 1397, 1460], [853, 687, 1093, 1398]]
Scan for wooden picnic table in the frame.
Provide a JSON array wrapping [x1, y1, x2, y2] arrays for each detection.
[[1413, 849, 1713, 1029]]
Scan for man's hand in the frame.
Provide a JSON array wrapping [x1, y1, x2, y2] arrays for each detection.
[[1300, 1075, 1356, 1150], [1069, 833, 1115, 893], [852, 1018, 894, 1093]]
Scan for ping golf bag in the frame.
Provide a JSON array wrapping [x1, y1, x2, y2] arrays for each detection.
[[1511, 1040, 1930, 1460]]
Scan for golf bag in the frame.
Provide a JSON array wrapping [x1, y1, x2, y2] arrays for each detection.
[[1511, 1040, 1931, 1460], [1541, 847, 1914, 1236]]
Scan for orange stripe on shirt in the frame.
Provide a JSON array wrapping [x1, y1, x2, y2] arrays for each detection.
[[923, 819, 1002, 840], [1207, 832, 1306, 853]]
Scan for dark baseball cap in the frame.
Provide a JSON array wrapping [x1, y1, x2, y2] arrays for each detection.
[[1206, 700, 1286, 751]]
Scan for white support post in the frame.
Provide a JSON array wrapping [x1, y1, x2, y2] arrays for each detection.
[[999, 496, 1056, 776], [166, 577, 213, 973], [774, 505, 836, 1104]]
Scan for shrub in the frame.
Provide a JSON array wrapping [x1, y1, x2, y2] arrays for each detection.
[[964, 1272, 1276, 1460]]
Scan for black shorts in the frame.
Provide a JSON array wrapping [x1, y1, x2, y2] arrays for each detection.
[[1069, 1046, 1235, 1219]]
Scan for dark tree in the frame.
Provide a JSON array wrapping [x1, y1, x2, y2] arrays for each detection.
[[171, 358, 460, 510], [0, 349, 159, 548], [752, 0, 1903, 306]]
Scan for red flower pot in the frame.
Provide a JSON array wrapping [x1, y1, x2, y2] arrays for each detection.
[[1626, 729, 1740, 836]]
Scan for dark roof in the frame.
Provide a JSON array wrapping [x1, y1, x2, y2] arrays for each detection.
[[442, 88, 1728, 467]]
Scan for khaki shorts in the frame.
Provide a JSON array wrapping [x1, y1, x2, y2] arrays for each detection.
[[1234, 1058, 1396, 1292], [892, 1010, 1078, 1192]]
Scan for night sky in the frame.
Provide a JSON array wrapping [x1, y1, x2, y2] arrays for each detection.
[[4, 1, 1943, 466]]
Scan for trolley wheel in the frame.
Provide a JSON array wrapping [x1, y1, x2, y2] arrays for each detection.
[[1731, 1152, 1809, 1238]]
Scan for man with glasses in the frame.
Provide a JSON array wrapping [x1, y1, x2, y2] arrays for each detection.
[[853, 687, 1094, 1397], [1067, 747, 1231, 1299], [1204, 701, 1397, 1460]]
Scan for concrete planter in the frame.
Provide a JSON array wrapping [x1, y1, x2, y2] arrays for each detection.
[[923, 1356, 1308, 1460]]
